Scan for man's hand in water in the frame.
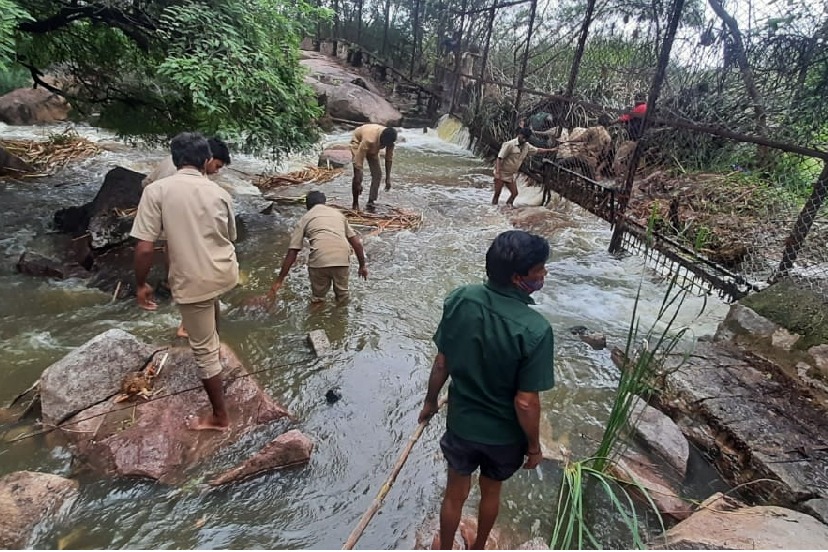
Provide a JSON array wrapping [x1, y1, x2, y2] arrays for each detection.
[[385, 178, 392, 192], [136, 283, 158, 311]]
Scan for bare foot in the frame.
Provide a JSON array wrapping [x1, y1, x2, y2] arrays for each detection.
[[176, 323, 188, 339], [186, 414, 230, 432]]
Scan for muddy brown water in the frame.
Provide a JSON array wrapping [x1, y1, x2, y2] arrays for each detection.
[[0, 121, 730, 548]]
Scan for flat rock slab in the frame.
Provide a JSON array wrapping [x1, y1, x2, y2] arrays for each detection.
[[659, 341, 828, 506], [609, 450, 693, 520], [652, 493, 828, 549], [631, 399, 689, 478], [43, 330, 289, 484], [0, 471, 78, 548], [209, 429, 313, 485], [307, 329, 331, 357]]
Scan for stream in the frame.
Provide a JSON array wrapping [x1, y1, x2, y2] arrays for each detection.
[[0, 119, 730, 548]]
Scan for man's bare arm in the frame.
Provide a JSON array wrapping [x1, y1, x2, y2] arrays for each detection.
[[418, 353, 448, 423], [515, 390, 542, 467]]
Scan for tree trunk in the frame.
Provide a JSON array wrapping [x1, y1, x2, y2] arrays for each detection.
[[514, 0, 537, 118], [565, 0, 597, 96], [707, 0, 769, 163], [409, 0, 421, 78], [382, 0, 392, 55]]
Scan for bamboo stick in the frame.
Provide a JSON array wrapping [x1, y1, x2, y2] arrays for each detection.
[[342, 397, 447, 550]]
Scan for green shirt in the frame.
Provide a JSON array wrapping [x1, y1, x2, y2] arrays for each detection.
[[433, 281, 555, 445]]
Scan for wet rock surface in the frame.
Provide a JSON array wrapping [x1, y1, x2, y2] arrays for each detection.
[[0, 471, 78, 549], [630, 399, 689, 478], [656, 340, 828, 507], [208, 429, 313, 485], [651, 493, 828, 549], [609, 450, 693, 520], [42, 330, 290, 484]]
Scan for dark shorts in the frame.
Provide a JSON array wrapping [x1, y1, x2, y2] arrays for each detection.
[[440, 430, 526, 482]]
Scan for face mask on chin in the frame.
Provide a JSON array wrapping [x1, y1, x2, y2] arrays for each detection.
[[516, 275, 544, 294]]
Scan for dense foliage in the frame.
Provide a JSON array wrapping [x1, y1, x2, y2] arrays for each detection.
[[12, 0, 329, 155]]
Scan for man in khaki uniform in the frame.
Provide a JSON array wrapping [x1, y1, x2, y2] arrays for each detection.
[[141, 137, 232, 339], [267, 191, 367, 303], [493, 127, 555, 206], [131, 132, 239, 431], [350, 124, 398, 211]]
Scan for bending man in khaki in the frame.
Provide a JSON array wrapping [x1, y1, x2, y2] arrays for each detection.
[[350, 124, 397, 211], [131, 132, 239, 431], [493, 127, 555, 206], [268, 191, 367, 303]]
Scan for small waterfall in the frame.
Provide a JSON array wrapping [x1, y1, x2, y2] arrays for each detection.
[[436, 114, 472, 150]]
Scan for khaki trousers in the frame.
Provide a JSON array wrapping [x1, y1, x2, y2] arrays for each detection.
[[308, 266, 350, 301], [178, 297, 222, 380]]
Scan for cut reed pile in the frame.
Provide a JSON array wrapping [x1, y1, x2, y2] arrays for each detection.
[[255, 166, 342, 191], [331, 205, 423, 235], [0, 130, 101, 177]]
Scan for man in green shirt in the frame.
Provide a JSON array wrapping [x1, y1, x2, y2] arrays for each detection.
[[419, 230, 555, 550]]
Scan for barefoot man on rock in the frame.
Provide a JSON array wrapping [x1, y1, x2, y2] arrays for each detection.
[[131, 132, 239, 431], [419, 230, 555, 549]]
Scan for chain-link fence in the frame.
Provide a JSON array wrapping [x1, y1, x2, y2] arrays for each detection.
[[318, 0, 828, 301]]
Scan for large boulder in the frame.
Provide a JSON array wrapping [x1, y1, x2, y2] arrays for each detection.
[[0, 145, 34, 176], [86, 166, 145, 249], [41, 330, 290, 483], [209, 429, 313, 485], [322, 82, 402, 126], [41, 329, 155, 425], [0, 87, 70, 125], [652, 493, 828, 549], [52, 166, 145, 249], [300, 51, 402, 126], [16, 250, 90, 280], [318, 146, 353, 168], [0, 471, 78, 549]]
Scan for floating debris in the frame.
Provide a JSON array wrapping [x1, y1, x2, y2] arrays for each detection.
[[255, 165, 342, 191], [0, 130, 101, 177], [331, 204, 424, 235]]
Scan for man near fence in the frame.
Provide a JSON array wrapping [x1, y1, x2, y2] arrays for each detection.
[[131, 132, 238, 431], [267, 191, 367, 304], [493, 127, 556, 206], [419, 230, 555, 550], [350, 123, 398, 212]]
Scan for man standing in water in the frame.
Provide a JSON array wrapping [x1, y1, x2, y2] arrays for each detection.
[[131, 132, 239, 431], [350, 123, 398, 212], [267, 191, 367, 303], [493, 127, 555, 206], [419, 230, 555, 550], [141, 137, 232, 339]]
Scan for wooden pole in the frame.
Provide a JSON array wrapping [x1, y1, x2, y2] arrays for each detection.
[[341, 398, 447, 550], [409, 0, 421, 79], [478, 0, 497, 103], [513, 0, 537, 119], [382, 0, 392, 55], [565, 0, 597, 97], [609, 0, 686, 253]]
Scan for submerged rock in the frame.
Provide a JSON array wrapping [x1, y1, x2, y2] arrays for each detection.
[[41, 329, 290, 484], [651, 493, 828, 549], [318, 146, 353, 168], [15, 250, 90, 280], [609, 450, 693, 520], [208, 429, 313, 485], [0, 471, 78, 549]]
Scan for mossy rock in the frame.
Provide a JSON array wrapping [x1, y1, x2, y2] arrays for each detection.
[[741, 279, 828, 350]]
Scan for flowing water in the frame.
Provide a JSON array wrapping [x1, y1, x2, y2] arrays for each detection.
[[0, 120, 730, 549]]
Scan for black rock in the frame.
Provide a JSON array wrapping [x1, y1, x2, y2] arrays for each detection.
[[325, 388, 342, 404]]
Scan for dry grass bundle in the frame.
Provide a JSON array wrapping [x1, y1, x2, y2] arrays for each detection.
[[0, 130, 101, 177], [331, 204, 423, 236], [255, 165, 342, 191]]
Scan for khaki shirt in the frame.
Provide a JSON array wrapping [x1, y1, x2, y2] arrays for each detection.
[[131, 168, 239, 304], [497, 138, 538, 180], [289, 204, 357, 268], [350, 124, 394, 170], [142, 156, 177, 188]]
